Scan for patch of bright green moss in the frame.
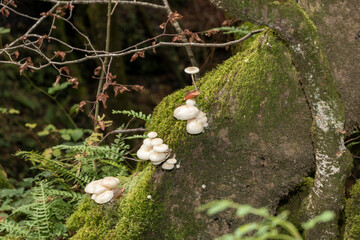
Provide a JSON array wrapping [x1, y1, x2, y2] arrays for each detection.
[[344, 180, 360, 239], [0, 170, 13, 189], [66, 165, 157, 240]]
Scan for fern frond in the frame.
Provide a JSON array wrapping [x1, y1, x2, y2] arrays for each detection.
[[112, 109, 151, 122], [16, 151, 90, 187]]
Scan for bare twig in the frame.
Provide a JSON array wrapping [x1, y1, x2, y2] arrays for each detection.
[[40, 0, 166, 9], [162, 0, 198, 67]]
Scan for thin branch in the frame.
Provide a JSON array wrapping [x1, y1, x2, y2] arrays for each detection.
[[162, 0, 198, 67], [112, 128, 147, 134], [40, 0, 166, 9], [0, 3, 39, 20], [0, 29, 264, 70]]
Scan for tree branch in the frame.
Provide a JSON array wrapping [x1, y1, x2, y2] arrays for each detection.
[[40, 0, 166, 9]]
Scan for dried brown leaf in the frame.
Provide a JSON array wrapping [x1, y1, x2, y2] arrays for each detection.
[[159, 22, 166, 29], [172, 34, 182, 42], [59, 66, 70, 76], [54, 75, 61, 86], [1, 8, 10, 18], [98, 121, 105, 131], [130, 53, 138, 62], [67, 77, 79, 89], [114, 85, 130, 97], [184, 90, 200, 100], [78, 101, 86, 112], [54, 51, 66, 61], [13, 51, 19, 59], [97, 93, 109, 109], [131, 85, 144, 92], [94, 66, 102, 76], [138, 51, 145, 58]]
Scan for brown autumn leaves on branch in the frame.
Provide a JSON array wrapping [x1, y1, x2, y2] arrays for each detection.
[[0, 0, 262, 130]]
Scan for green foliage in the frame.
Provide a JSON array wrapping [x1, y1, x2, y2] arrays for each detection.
[[0, 27, 10, 35], [0, 180, 83, 239], [345, 180, 360, 239], [200, 200, 334, 240], [112, 109, 152, 122]]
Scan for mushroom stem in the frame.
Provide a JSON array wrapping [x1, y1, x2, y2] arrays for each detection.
[[191, 74, 199, 92]]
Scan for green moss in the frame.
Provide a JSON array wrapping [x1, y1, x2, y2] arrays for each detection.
[[344, 180, 360, 239], [0, 170, 13, 189], [277, 177, 314, 230], [66, 165, 158, 240]]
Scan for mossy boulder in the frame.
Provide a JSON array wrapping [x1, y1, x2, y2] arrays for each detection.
[[145, 31, 314, 239], [66, 31, 315, 239]]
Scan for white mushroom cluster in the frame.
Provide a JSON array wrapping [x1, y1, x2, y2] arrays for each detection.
[[84, 176, 121, 204], [173, 99, 208, 134], [137, 131, 168, 165]]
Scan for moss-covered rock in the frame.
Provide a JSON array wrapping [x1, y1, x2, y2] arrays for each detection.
[[66, 166, 158, 240], [344, 180, 360, 239], [146, 31, 314, 239]]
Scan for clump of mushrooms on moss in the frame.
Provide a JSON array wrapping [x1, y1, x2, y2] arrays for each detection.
[[85, 176, 122, 204], [173, 67, 208, 134], [136, 131, 177, 170]]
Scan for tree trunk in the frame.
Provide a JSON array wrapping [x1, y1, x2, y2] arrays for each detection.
[[67, 1, 359, 239]]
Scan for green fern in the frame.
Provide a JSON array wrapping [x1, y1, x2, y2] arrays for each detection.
[[112, 109, 151, 122]]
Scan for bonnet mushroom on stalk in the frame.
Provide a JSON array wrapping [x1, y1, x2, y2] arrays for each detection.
[[184, 66, 199, 92]]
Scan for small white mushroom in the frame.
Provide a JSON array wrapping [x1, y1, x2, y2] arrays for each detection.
[[151, 160, 164, 165], [151, 138, 163, 146], [186, 119, 204, 134], [143, 138, 152, 147], [147, 131, 158, 139], [186, 99, 196, 106], [162, 162, 175, 170], [166, 158, 177, 165], [91, 194, 97, 200], [84, 180, 101, 194], [173, 105, 200, 120], [153, 144, 169, 153], [200, 116, 208, 124], [203, 122, 209, 128], [195, 111, 206, 119], [137, 148, 151, 160], [100, 177, 120, 189], [147, 195, 152, 200], [184, 66, 200, 75], [93, 184, 108, 195], [94, 190, 114, 204], [176, 164, 180, 169], [149, 151, 167, 162]]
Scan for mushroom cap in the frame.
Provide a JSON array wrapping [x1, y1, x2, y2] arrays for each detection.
[[173, 105, 200, 120], [84, 180, 101, 194], [143, 138, 152, 147], [140, 145, 152, 151], [93, 184, 108, 195], [149, 151, 167, 162], [91, 194, 97, 200], [151, 138, 163, 146], [151, 160, 163, 165], [186, 99, 196, 106], [162, 162, 175, 170], [195, 111, 206, 119], [153, 144, 169, 153], [186, 119, 204, 134], [166, 158, 177, 164], [147, 131, 158, 139], [94, 190, 114, 204], [137, 148, 151, 160], [203, 122, 209, 128], [184, 66, 199, 74], [200, 116, 208, 124], [100, 177, 120, 189]]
